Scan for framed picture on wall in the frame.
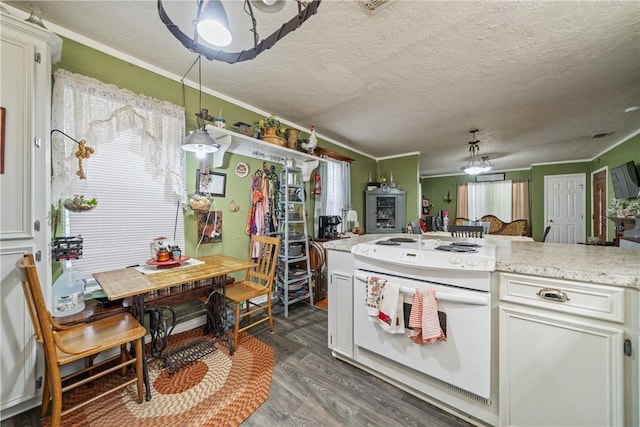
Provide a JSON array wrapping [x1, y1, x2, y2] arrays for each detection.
[[196, 170, 226, 197], [197, 210, 222, 243]]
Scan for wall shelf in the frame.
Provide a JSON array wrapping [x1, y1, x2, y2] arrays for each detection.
[[205, 125, 323, 181]]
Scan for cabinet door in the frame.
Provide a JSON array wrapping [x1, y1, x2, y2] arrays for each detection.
[[500, 305, 624, 426], [328, 272, 353, 357], [365, 190, 406, 234], [326, 250, 354, 358], [1, 15, 54, 415]]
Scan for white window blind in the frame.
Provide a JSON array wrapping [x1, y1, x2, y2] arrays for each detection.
[[67, 129, 185, 277]]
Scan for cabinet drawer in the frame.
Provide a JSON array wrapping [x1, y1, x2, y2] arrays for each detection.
[[499, 273, 625, 323]]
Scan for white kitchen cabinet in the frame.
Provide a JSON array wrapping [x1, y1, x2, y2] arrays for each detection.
[[326, 250, 354, 358], [0, 12, 60, 418], [499, 273, 627, 427]]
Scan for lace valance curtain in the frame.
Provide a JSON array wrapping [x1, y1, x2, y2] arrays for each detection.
[[51, 69, 186, 203]]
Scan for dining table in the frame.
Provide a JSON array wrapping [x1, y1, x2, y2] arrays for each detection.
[[92, 254, 255, 400]]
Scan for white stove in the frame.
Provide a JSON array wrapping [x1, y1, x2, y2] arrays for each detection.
[[350, 235, 496, 402], [352, 236, 496, 276]]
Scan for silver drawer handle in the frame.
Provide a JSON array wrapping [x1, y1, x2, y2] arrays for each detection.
[[536, 288, 571, 302]]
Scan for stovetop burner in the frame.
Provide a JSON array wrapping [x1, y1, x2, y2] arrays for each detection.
[[451, 242, 481, 248], [388, 237, 417, 243], [435, 245, 479, 253], [375, 240, 401, 246]]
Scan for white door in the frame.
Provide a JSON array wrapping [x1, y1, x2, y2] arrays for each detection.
[[544, 174, 586, 244]]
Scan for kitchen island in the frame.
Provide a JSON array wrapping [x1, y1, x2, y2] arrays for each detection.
[[323, 234, 640, 426]]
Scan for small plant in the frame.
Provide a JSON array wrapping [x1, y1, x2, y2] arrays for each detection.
[[255, 114, 286, 135], [63, 194, 98, 212], [607, 198, 639, 217]]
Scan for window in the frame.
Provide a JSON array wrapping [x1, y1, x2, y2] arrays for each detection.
[[468, 181, 513, 221], [65, 130, 185, 277], [51, 70, 186, 277], [457, 180, 529, 223], [313, 159, 351, 235]]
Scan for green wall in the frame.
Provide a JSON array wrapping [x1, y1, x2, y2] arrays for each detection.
[[590, 134, 640, 240], [53, 37, 371, 262], [420, 170, 531, 223], [52, 37, 640, 249], [421, 133, 640, 242], [378, 155, 420, 223]]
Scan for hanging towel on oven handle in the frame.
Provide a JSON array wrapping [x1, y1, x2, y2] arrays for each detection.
[[377, 282, 405, 334], [365, 276, 385, 321], [409, 289, 446, 344]]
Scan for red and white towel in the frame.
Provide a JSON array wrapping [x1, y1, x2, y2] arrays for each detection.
[[377, 282, 405, 334], [409, 289, 446, 344], [365, 277, 386, 320]]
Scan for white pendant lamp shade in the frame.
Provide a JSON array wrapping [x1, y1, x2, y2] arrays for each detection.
[[250, 0, 286, 13], [182, 129, 220, 154], [197, 1, 232, 47]]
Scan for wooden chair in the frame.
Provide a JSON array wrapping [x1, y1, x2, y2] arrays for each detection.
[[15, 254, 145, 427], [224, 235, 281, 351], [449, 224, 484, 238]]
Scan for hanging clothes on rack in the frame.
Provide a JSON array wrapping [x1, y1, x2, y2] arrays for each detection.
[[246, 164, 280, 258]]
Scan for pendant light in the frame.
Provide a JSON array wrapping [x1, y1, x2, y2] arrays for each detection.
[[249, 0, 286, 13], [158, 0, 321, 64], [196, 0, 232, 47], [181, 55, 220, 157], [461, 129, 493, 175]]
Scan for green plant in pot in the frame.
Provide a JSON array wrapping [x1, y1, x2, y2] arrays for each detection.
[[256, 114, 286, 138]]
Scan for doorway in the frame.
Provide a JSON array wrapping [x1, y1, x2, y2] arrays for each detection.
[[592, 168, 608, 242], [544, 173, 586, 244]]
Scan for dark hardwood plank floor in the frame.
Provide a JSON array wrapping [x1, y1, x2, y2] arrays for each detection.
[[1, 302, 472, 427]]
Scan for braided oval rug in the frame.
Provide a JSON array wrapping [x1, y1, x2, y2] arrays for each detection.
[[43, 329, 273, 427]]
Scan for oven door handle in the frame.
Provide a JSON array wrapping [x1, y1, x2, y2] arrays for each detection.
[[354, 274, 489, 306]]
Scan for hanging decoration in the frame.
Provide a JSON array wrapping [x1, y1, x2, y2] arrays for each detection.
[[312, 173, 322, 195], [51, 129, 98, 212]]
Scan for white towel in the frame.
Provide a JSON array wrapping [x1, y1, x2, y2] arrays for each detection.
[[409, 289, 446, 344], [365, 277, 385, 320], [377, 282, 405, 334]]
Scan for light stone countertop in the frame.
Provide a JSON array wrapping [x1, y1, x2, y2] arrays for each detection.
[[322, 234, 640, 289]]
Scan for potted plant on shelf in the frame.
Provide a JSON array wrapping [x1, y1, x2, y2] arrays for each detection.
[[255, 114, 287, 146]]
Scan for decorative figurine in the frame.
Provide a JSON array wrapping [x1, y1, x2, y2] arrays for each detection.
[[301, 125, 317, 153]]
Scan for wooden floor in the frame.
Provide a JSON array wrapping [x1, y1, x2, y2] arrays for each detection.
[[2, 302, 472, 427]]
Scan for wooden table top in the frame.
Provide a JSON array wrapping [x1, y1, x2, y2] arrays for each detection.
[[93, 254, 254, 300]]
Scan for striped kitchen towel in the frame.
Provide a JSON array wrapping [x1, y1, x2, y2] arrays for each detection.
[[409, 289, 446, 344]]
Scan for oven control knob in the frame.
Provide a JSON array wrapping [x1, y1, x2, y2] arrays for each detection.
[[466, 258, 479, 267], [449, 256, 461, 265]]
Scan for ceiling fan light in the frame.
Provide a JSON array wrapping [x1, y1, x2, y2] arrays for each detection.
[[181, 129, 220, 153], [197, 1, 232, 47]]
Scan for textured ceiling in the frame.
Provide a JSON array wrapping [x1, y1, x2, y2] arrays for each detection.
[[4, 0, 640, 176]]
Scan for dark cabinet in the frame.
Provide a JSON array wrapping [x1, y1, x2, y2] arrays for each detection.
[[365, 187, 406, 234]]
